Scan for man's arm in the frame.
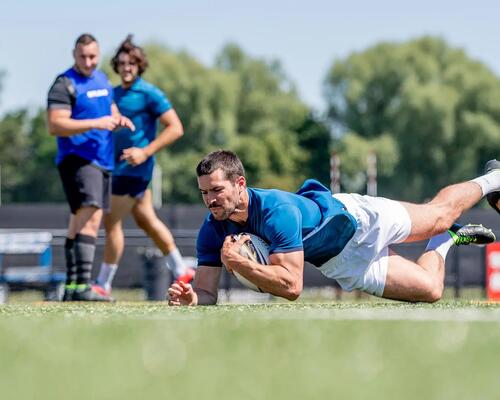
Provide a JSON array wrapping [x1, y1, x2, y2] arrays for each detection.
[[119, 109, 183, 166], [222, 235, 304, 301], [47, 108, 118, 137], [168, 266, 221, 306]]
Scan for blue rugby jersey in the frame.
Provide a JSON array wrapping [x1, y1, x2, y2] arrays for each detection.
[[196, 179, 357, 268], [47, 68, 114, 170], [113, 78, 172, 180]]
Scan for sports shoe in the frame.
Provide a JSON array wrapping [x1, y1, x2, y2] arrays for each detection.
[[448, 223, 496, 246], [175, 268, 196, 285], [62, 287, 75, 301], [91, 284, 111, 298], [62, 283, 77, 301], [485, 159, 500, 215], [72, 284, 115, 302]]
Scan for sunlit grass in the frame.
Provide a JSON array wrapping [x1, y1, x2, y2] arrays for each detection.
[[1, 297, 500, 400]]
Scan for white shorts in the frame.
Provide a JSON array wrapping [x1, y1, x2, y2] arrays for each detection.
[[318, 193, 412, 297]]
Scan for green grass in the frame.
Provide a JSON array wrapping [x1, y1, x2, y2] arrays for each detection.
[[1, 300, 500, 400]]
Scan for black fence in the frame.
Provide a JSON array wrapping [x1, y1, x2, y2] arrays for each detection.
[[0, 203, 498, 293]]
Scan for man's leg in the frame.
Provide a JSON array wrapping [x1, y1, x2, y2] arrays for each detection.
[[70, 207, 102, 288], [382, 175, 498, 302], [62, 216, 77, 301], [382, 250, 445, 302], [69, 206, 110, 300], [96, 195, 136, 292], [401, 182, 481, 242], [485, 159, 500, 214], [132, 190, 192, 281], [402, 165, 500, 242]]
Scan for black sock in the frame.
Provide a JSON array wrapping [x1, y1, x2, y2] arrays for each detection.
[[74, 234, 96, 286], [64, 238, 76, 286]]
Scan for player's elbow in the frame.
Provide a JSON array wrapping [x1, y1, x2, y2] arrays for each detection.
[[47, 119, 64, 136], [175, 124, 184, 139], [47, 121, 59, 136], [283, 279, 303, 301]]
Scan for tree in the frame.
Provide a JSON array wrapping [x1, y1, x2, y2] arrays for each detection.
[[0, 108, 62, 203], [0, 110, 30, 202], [324, 36, 500, 200], [15, 109, 63, 202], [103, 42, 325, 202]]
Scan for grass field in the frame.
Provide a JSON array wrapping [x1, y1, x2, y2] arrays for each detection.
[[1, 296, 500, 400]]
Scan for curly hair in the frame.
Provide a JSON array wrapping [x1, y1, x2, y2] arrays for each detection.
[[111, 34, 149, 75]]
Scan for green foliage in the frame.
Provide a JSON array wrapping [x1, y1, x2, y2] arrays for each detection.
[[0, 110, 30, 201], [325, 36, 500, 200], [104, 42, 326, 202], [15, 109, 63, 202], [0, 42, 329, 204], [0, 108, 62, 202]]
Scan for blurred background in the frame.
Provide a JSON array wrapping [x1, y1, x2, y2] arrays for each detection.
[[0, 0, 499, 301]]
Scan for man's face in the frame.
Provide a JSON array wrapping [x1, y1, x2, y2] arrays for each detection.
[[198, 169, 244, 221], [117, 52, 139, 86], [73, 42, 100, 77]]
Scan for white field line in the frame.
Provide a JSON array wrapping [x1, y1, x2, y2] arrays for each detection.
[[262, 308, 500, 322], [130, 308, 500, 322]]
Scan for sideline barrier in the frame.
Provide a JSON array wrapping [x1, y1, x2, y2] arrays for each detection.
[[0, 231, 65, 302], [486, 242, 500, 300]]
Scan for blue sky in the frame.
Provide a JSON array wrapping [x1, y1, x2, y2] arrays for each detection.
[[0, 0, 498, 115]]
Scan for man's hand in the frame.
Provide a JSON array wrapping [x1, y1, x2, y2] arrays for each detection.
[[120, 147, 149, 166], [117, 115, 135, 131], [221, 234, 249, 273], [168, 281, 197, 306], [93, 115, 135, 132]]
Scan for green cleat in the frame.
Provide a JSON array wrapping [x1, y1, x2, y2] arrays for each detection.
[[448, 223, 496, 246], [62, 283, 77, 301], [72, 284, 115, 302]]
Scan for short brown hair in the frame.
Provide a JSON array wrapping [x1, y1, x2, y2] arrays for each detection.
[[196, 150, 245, 181], [111, 34, 148, 75], [74, 33, 97, 49]]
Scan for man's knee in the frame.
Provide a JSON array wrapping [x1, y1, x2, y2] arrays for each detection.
[[104, 214, 123, 233], [420, 280, 444, 303]]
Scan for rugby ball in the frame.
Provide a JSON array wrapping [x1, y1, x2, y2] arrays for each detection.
[[231, 233, 270, 292]]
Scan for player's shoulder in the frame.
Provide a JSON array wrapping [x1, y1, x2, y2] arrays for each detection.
[[50, 68, 72, 86], [133, 78, 163, 95], [249, 187, 299, 211]]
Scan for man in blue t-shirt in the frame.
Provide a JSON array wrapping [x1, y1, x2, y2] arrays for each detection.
[[168, 150, 498, 306], [47, 33, 134, 301], [93, 35, 193, 297]]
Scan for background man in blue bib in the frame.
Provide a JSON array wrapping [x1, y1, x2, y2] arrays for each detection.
[[47, 33, 134, 301], [168, 150, 498, 306], [93, 35, 193, 297]]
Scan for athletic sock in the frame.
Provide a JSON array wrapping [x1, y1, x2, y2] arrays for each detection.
[[74, 233, 96, 286], [64, 238, 76, 286], [96, 263, 118, 292], [425, 231, 454, 261], [471, 170, 500, 196], [163, 248, 185, 279]]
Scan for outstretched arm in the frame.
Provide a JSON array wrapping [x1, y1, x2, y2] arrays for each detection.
[[168, 266, 221, 306], [221, 235, 304, 301]]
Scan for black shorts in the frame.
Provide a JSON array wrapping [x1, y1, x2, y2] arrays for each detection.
[[57, 155, 111, 214], [112, 175, 150, 198]]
